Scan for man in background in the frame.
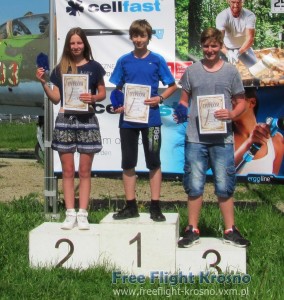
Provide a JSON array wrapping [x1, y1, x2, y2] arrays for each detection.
[[216, 0, 258, 68]]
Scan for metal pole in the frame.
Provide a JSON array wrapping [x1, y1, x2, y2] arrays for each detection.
[[44, 0, 58, 218]]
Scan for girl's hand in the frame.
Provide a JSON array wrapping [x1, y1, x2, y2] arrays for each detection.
[[36, 67, 46, 84], [79, 93, 93, 104]]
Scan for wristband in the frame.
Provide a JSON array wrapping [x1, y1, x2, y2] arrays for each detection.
[[159, 95, 164, 104]]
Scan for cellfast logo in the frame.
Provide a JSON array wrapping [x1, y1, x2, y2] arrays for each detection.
[[87, 0, 161, 13]]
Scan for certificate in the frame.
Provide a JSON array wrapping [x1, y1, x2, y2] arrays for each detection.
[[197, 94, 227, 134], [123, 84, 151, 123], [63, 74, 89, 111]]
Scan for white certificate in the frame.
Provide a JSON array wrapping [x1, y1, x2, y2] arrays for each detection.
[[123, 83, 151, 123], [63, 74, 89, 111], [197, 94, 227, 134]]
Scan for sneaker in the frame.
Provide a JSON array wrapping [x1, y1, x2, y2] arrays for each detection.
[[77, 211, 90, 230], [61, 211, 77, 230], [113, 204, 139, 220], [223, 225, 250, 248], [178, 225, 200, 248], [149, 206, 166, 222]]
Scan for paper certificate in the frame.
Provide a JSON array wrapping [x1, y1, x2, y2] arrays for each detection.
[[197, 94, 227, 134], [123, 84, 151, 123], [63, 74, 89, 111]]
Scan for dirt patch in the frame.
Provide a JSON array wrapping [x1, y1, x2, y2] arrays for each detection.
[[0, 158, 213, 203], [0, 158, 44, 203]]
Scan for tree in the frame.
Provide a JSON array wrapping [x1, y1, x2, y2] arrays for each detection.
[[188, 0, 203, 50]]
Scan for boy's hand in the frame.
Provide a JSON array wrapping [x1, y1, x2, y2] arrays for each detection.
[[214, 109, 232, 121], [144, 96, 160, 107]]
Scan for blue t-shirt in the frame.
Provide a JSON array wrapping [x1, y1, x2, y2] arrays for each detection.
[[109, 51, 175, 128], [50, 60, 106, 106]]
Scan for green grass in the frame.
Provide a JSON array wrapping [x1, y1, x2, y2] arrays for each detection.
[[234, 183, 284, 205], [0, 122, 37, 149], [0, 194, 283, 299]]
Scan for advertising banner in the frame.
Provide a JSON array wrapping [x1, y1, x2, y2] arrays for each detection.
[[53, 0, 284, 184], [0, 1, 282, 184], [53, 0, 177, 174]]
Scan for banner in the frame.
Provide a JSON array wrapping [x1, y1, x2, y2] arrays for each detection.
[[0, 0, 282, 183], [52, 0, 284, 184], [53, 0, 177, 174]]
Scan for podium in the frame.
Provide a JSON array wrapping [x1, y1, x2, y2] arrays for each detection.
[[29, 222, 100, 269], [99, 213, 179, 274], [29, 213, 247, 274], [176, 238, 246, 275]]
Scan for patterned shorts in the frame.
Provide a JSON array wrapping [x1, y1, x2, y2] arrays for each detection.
[[52, 113, 102, 154]]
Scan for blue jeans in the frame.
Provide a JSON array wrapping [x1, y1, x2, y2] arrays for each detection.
[[183, 142, 236, 198]]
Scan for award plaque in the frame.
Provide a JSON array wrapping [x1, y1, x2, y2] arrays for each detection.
[[197, 94, 227, 134], [123, 84, 151, 123], [63, 74, 89, 111]]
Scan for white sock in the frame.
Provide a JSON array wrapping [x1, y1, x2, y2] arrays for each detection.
[[79, 209, 87, 213], [66, 208, 75, 213]]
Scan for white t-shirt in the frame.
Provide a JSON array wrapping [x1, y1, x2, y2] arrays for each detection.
[[238, 138, 275, 175], [216, 8, 256, 49]]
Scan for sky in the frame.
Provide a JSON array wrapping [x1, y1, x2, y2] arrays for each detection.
[[0, 0, 49, 25]]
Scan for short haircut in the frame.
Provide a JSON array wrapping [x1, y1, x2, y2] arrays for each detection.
[[200, 27, 223, 46], [244, 86, 259, 116], [129, 19, 152, 40]]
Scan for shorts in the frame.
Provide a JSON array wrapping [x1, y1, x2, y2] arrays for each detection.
[[183, 142, 236, 198], [52, 113, 102, 154], [120, 127, 161, 170]]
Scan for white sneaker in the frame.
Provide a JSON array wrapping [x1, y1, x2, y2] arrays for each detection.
[[77, 211, 90, 230], [61, 211, 77, 230]]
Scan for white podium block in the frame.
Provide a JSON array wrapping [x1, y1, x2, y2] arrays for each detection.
[[176, 238, 246, 275], [29, 222, 100, 269], [99, 213, 179, 275]]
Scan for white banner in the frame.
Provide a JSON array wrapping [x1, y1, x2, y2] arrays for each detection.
[[54, 0, 180, 174]]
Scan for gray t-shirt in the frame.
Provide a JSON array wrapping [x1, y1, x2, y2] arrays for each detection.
[[179, 60, 244, 144]]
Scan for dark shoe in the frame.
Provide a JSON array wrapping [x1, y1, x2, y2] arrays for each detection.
[[113, 205, 139, 220], [178, 225, 200, 248], [149, 206, 166, 222], [223, 225, 250, 248]]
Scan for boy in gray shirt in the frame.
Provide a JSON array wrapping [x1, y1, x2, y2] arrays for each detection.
[[176, 27, 250, 248]]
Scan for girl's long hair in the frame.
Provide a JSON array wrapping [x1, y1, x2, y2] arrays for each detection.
[[58, 27, 94, 74]]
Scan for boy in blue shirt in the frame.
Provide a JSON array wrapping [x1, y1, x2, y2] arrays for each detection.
[[109, 19, 177, 221]]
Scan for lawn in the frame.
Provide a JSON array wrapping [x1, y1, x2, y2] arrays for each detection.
[[0, 194, 283, 299]]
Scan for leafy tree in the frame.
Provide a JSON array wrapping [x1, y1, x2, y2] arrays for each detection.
[[175, 0, 284, 60]]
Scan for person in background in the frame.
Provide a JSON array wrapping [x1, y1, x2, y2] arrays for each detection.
[[233, 87, 284, 175], [175, 27, 250, 248], [36, 27, 106, 230], [109, 19, 177, 222], [216, 0, 258, 68]]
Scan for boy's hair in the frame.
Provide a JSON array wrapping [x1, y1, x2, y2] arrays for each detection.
[[129, 19, 152, 40], [200, 27, 223, 46]]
